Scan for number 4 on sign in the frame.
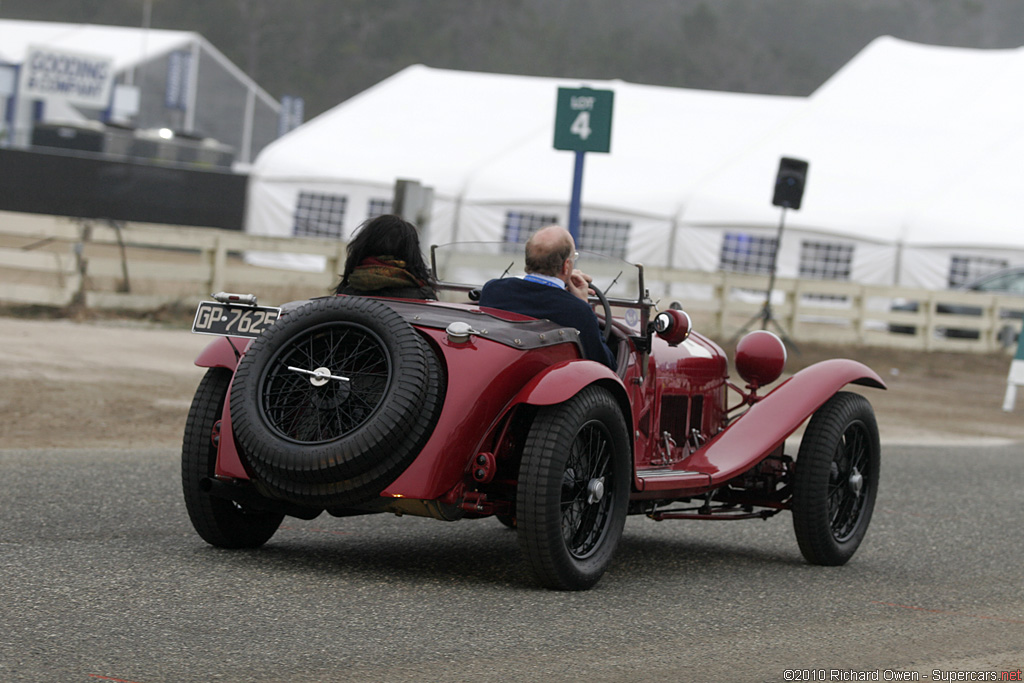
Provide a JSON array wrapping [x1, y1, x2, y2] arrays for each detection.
[[571, 111, 592, 140], [553, 86, 612, 153]]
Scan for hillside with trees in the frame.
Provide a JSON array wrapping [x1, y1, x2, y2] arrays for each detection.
[[3, 0, 1024, 118]]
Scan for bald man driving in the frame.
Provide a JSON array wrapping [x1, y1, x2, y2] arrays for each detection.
[[479, 225, 616, 369]]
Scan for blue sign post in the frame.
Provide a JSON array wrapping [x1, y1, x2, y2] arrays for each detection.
[[553, 87, 614, 244], [567, 151, 586, 242]]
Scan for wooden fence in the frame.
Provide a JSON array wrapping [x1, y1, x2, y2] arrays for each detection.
[[0, 211, 346, 311], [1, 211, 1020, 354]]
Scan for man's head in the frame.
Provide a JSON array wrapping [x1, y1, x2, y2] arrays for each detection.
[[524, 225, 576, 281]]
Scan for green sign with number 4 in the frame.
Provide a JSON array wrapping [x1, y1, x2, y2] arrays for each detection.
[[553, 87, 614, 153]]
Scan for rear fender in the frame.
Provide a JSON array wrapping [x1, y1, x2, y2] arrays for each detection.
[[507, 360, 633, 452], [194, 336, 249, 370], [194, 337, 250, 479], [213, 383, 249, 480], [687, 358, 886, 485], [509, 359, 627, 408]]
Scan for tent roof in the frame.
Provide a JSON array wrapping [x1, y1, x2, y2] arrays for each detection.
[[253, 66, 570, 194], [0, 19, 197, 70], [462, 79, 801, 219], [252, 37, 1024, 256], [682, 36, 1024, 248], [252, 64, 803, 218]]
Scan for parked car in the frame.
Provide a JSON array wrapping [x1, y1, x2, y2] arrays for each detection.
[[182, 246, 885, 590], [890, 265, 1024, 344]]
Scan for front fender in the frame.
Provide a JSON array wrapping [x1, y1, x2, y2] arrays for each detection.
[[194, 336, 249, 370], [685, 359, 885, 485]]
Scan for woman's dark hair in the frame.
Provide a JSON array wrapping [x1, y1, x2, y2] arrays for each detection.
[[339, 214, 432, 286]]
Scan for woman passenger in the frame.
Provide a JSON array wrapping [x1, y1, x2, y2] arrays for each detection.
[[334, 214, 436, 300]]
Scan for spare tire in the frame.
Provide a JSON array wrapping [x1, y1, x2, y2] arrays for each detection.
[[230, 296, 445, 507]]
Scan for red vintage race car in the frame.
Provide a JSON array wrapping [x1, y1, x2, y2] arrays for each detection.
[[182, 245, 885, 590]]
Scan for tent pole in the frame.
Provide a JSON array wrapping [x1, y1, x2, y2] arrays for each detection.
[[894, 241, 903, 286]]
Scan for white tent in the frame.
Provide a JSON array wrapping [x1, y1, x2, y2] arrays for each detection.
[[245, 65, 802, 269], [246, 37, 1024, 290], [680, 36, 1024, 289]]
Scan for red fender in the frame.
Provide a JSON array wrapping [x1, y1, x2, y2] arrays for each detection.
[[502, 359, 635, 466], [194, 336, 249, 369], [190, 336, 251, 479], [508, 359, 626, 407], [675, 359, 886, 488]]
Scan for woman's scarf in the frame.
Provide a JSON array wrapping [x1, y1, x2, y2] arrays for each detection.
[[346, 256, 425, 291]]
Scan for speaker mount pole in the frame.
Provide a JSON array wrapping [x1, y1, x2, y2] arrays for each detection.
[[729, 156, 808, 351], [729, 207, 798, 351]]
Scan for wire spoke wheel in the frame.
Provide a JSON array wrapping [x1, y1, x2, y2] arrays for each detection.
[[561, 422, 614, 559], [518, 386, 630, 590], [260, 322, 391, 444], [792, 391, 880, 566], [827, 421, 870, 542]]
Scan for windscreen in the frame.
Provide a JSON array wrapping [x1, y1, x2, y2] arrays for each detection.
[[430, 241, 648, 334]]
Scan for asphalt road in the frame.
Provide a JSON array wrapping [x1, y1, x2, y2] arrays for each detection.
[[1, 443, 1022, 683]]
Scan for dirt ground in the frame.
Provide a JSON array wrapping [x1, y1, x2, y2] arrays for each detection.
[[0, 312, 1022, 450]]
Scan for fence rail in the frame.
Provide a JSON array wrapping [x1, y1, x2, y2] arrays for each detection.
[[1, 211, 1020, 354]]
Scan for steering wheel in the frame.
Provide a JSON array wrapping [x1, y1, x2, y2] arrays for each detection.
[[590, 283, 614, 343]]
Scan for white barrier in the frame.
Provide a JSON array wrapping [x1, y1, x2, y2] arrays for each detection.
[[1002, 330, 1024, 411]]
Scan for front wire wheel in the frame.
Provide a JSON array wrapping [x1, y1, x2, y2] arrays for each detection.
[[792, 391, 880, 565], [517, 386, 630, 590]]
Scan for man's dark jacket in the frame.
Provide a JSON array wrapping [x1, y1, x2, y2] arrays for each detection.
[[478, 277, 616, 370]]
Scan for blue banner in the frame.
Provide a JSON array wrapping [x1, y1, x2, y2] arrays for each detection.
[[278, 95, 304, 137], [165, 50, 190, 111]]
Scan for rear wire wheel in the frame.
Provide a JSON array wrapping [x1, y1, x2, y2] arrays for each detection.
[[182, 368, 283, 548], [792, 391, 880, 566], [517, 385, 630, 590]]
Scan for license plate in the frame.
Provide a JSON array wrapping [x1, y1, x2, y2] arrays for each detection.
[[192, 301, 281, 338]]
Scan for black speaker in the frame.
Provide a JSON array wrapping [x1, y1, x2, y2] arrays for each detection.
[[772, 157, 809, 210]]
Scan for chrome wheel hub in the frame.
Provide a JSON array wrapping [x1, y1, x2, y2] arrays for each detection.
[[287, 365, 350, 387], [848, 468, 864, 497]]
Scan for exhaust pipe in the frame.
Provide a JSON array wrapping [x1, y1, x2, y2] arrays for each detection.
[[200, 477, 322, 520]]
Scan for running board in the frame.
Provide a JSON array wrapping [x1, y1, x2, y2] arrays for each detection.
[[635, 468, 712, 492]]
